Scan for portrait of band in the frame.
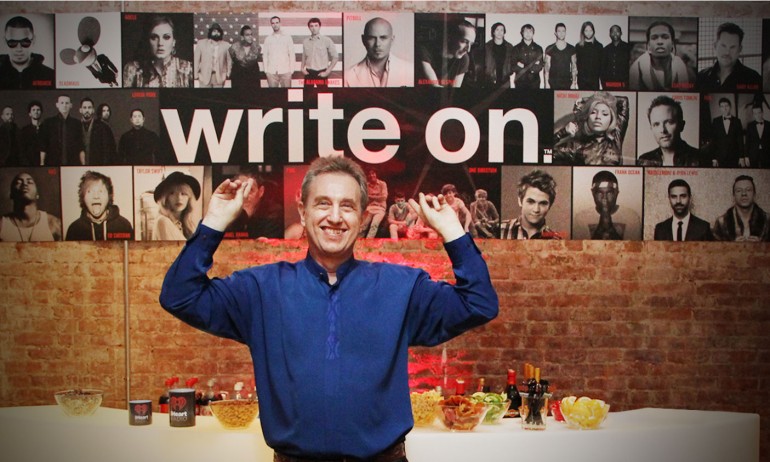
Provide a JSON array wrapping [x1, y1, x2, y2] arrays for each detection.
[[1, 11, 769, 242]]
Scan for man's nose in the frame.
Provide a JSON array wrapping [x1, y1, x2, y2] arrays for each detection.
[[328, 205, 342, 222]]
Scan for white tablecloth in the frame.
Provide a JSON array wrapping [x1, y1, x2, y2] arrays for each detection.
[[0, 406, 758, 462]]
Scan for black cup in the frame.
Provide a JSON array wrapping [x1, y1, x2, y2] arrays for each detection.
[[168, 388, 196, 427], [129, 399, 153, 426]]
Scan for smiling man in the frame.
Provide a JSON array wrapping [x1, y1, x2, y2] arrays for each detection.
[[345, 17, 412, 87], [501, 169, 562, 239], [159, 156, 498, 461], [637, 95, 700, 167], [654, 179, 712, 241]]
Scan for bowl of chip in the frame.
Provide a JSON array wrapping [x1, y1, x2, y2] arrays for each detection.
[[54, 389, 103, 416], [410, 389, 442, 426], [209, 399, 259, 430], [435, 395, 488, 431], [559, 396, 610, 430]]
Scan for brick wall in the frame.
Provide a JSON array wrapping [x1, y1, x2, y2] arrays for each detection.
[[1, 238, 769, 459]]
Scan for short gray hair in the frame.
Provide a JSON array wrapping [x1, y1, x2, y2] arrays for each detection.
[[301, 157, 368, 210]]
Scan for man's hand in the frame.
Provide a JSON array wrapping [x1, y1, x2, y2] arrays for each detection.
[[201, 178, 253, 231], [408, 193, 465, 243]]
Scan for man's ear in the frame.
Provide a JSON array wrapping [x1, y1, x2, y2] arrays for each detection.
[[297, 201, 306, 227]]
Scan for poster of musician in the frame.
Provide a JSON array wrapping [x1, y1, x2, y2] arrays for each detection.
[[55, 13, 122, 89]]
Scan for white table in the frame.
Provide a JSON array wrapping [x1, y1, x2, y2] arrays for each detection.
[[0, 406, 759, 462]]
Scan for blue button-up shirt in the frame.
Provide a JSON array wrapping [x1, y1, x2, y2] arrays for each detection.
[[160, 224, 498, 459]]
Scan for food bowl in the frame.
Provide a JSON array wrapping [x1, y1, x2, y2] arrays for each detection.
[[435, 395, 488, 431], [469, 392, 510, 425], [559, 396, 610, 430], [54, 389, 103, 416], [410, 389, 442, 426], [209, 399, 259, 429]]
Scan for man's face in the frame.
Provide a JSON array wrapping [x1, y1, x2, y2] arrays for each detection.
[[298, 172, 362, 266], [592, 184, 618, 213], [522, 27, 534, 42], [475, 192, 488, 205], [753, 107, 764, 123], [100, 105, 111, 121], [583, 25, 595, 40], [450, 25, 475, 59], [362, 20, 394, 61], [210, 27, 222, 41], [668, 186, 691, 218], [308, 22, 320, 36], [394, 197, 406, 209], [56, 96, 72, 116], [1, 107, 13, 124], [493, 25, 505, 41], [714, 32, 741, 70], [80, 101, 94, 121], [11, 173, 37, 202], [5, 26, 33, 67], [28, 104, 41, 121], [130, 110, 144, 129], [733, 179, 755, 209], [270, 18, 281, 32], [83, 179, 109, 220], [236, 175, 265, 217], [719, 101, 732, 117], [555, 26, 566, 41], [649, 105, 683, 149], [610, 26, 622, 42], [518, 187, 551, 228], [648, 25, 674, 58]]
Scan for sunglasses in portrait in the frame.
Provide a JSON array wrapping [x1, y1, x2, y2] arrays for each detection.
[[6, 38, 32, 48]]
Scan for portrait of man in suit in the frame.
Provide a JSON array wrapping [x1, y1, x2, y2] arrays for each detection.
[[745, 103, 770, 168], [710, 97, 744, 167], [654, 178, 712, 241]]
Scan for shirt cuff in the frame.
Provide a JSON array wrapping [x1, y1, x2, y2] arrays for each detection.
[[187, 221, 225, 253], [443, 233, 482, 264]]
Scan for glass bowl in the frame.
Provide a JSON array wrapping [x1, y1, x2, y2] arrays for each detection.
[[559, 396, 610, 430], [410, 390, 442, 426], [435, 396, 488, 431], [209, 399, 259, 429], [54, 389, 103, 416]]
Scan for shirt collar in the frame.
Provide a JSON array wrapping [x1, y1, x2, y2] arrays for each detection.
[[303, 253, 358, 285]]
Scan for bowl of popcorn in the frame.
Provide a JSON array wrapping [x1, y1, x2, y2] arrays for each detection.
[[209, 399, 259, 430], [435, 395, 488, 431], [559, 396, 610, 430], [54, 389, 103, 416], [410, 389, 442, 426]]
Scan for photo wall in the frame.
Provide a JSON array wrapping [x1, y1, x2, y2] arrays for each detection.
[[1, 11, 770, 243]]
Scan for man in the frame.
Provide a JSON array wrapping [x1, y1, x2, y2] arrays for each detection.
[[194, 22, 231, 88], [544, 23, 576, 90], [745, 103, 770, 168], [441, 184, 472, 233], [573, 170, 641, 240], [223, 167, 283, 239], [697, 22, 762, 92], [79, 97, 116, 165], [17, 100, 43, 166], [228, 25, 261, 91], [360, 168, 388, 238], [301, 18, 338, 88], [712, 175, 770, 241], [710, 97, 744, 167], [629, 20, 692, 91], [387, 191, 416, 240], [637, 95, 700, 167], [501, 169, 562, 239], [65, 170, 133, 241], [654, 179, 712, 241], [510, 24, 543, 89], [0, 106, 18, 166], [482, 22, 515, 88], [118, 109, 160, 165], [469, 189, 499, 238], [600, 25, 630, 89], [345, 17, 412, 87], [0, 171, 62, 241], [39, 94, 85, 166], [0, 16, 54, 89], [159, 156, 498, 461], [575, 21, 602, 90], [417, 19, 476, 87], [263, 16, 295, 88]]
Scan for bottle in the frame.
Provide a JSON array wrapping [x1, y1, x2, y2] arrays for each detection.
[[234, 381, 244, 400], [199, 378, 217, 416], [455, 378, 466, 396], [158, 376, 178, 413], [504, 369, 522, 418], [186, 377, 200, 415], [476, 377, 486, 393]]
